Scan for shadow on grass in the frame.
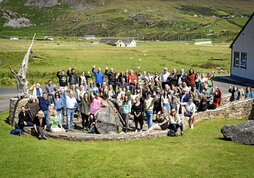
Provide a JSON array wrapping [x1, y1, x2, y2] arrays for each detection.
[[214, 137, 232, 142]]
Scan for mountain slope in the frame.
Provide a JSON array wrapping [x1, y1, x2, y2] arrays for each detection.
[[0, 0, 253, 41]]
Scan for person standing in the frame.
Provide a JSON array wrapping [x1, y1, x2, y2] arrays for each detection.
[[30, 83, 42, 97], [66, 90, 78, 131], [105, 67, 117, 91], [160, 68, 170, 89], [92, 65, 104, 88], [36, 92, 50, 126], [45, 80, 56, 104], [177, 69, 187, 87], [56, 70, 68, 87], [131, 96, 143, 132], [118, 96, 132, 132], [67, 68, 79, 86], [127, 70, 137, 92], [80, 93, 90, 130], [53, 92, 65, 125], [144, 91, 156, 129], [187, 68, 196, 87]]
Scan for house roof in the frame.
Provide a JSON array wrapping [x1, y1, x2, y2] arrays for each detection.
[[99, 39, 134, 44], [230, 12, 254, 48]]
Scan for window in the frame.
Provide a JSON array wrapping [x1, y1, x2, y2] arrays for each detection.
[[234, 52, 240, 67], [240, 52, 247, 69]]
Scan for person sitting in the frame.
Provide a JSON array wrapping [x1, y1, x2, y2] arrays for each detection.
[[208, 87, 222, 109], [229, 86, 240, 101], [182, 97, 196, 129], [169, 109, 184, 136], [49, 110, 65, 133], [197, 94, 207, 112], [88, 92, 104, 128], [147, 106, 169, 131], [33, 111, 47, 140], [18, 106, 33, 130], [243, 86, 254, 98]]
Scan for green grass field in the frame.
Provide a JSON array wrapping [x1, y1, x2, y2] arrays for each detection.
[[0, 110, 253, 177], [0, 39, 231, 86]]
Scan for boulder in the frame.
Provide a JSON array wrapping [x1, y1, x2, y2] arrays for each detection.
[[221, 120, 254, 145], [94, 100, 123, 134]]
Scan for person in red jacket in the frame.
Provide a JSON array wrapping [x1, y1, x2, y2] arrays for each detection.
[[208, 87, 222, 109], [127, 70, 137, 92], [187, 68, 196, 87]]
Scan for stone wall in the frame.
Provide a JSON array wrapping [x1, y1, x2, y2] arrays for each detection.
[[9, 97, 29, 127], [8, 96, 254, 141]]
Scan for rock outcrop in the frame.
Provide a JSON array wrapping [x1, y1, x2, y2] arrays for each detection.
[[94, 100, 123, 134], [2, 9, 33, 28], [25, 0, 59, 8], [221, 120, 254, 145]]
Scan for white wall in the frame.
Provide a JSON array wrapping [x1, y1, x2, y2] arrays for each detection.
[[231, 16, 254, 81]]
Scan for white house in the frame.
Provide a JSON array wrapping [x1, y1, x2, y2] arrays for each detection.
[[230, 12, 254, 82], [44, 36, 54, 41], [99, 39, 136, 47], [9, 36, 19, 40], [85, 35, 96, 40]]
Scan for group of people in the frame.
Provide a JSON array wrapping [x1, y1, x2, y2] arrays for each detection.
[[18, 66, 254, 139]]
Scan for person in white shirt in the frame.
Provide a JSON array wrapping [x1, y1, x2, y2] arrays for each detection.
[[160, 67, 170, 89], [169, 109, 184, 136], [66, 90, 78, 131], [182, 97, 196, 129]]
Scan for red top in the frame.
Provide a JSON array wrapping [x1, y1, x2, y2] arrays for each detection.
[[212, 88, 222, 105], [128, 74, 137, 84], [187, 73, 196, 85]]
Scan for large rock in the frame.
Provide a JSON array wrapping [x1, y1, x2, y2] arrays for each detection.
[[221, 120, 254, 145], [94, 100, 123, 134]]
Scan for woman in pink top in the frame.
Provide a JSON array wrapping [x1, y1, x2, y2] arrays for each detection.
[[88, 92, 104, 128]]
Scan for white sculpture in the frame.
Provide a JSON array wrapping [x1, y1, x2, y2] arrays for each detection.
[[9, 33, 36, 98]]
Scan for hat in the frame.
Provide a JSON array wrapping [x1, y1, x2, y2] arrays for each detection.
[[37, 111, 44, 118]]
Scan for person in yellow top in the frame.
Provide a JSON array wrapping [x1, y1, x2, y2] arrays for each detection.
[[49, 110, 65, 133]]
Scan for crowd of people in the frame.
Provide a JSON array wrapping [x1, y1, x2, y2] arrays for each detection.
[[18, 66, 254, 139]]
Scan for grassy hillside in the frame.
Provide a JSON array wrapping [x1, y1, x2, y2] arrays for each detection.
[[0, 39, 230, 86], [0, 110, 253, 177], [0, 0, 253, 41]]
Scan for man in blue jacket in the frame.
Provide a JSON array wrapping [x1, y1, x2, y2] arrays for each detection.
[[92, 65, 104, 88]]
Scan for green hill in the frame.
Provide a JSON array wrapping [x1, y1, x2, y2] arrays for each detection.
[[0, 0, 253, 41]]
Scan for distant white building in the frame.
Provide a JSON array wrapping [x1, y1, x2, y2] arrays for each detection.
[[9, 36, 19, 40], [44, 36, 54, 41], [85, 35, 96, 40], [99, 39, 136, 47], [230, 12, 254, 82]]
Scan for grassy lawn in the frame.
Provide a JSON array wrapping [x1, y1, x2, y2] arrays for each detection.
[[0, 110, 253, 177], [0, 39, 230, 86]]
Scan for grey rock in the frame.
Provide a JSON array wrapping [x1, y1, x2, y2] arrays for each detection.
[[25, 0, 59, 8], [221, 120, 254, 145], [94, 100, 123, 134]]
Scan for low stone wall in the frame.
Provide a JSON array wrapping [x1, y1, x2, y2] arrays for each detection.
[[8, 96, 254, 141]]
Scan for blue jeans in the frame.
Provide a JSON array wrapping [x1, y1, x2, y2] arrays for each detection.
[[67, 109, 75, 130], [163, 103, 171, 113], [145, 111, 153, 128], [43, 110, 49, 126], [57, 111, 63, 125], [170, 123, 183, 133]]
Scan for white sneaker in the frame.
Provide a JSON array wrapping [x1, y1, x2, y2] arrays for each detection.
[[135, 129, 138, 133], [191, 124, 194, 129]]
